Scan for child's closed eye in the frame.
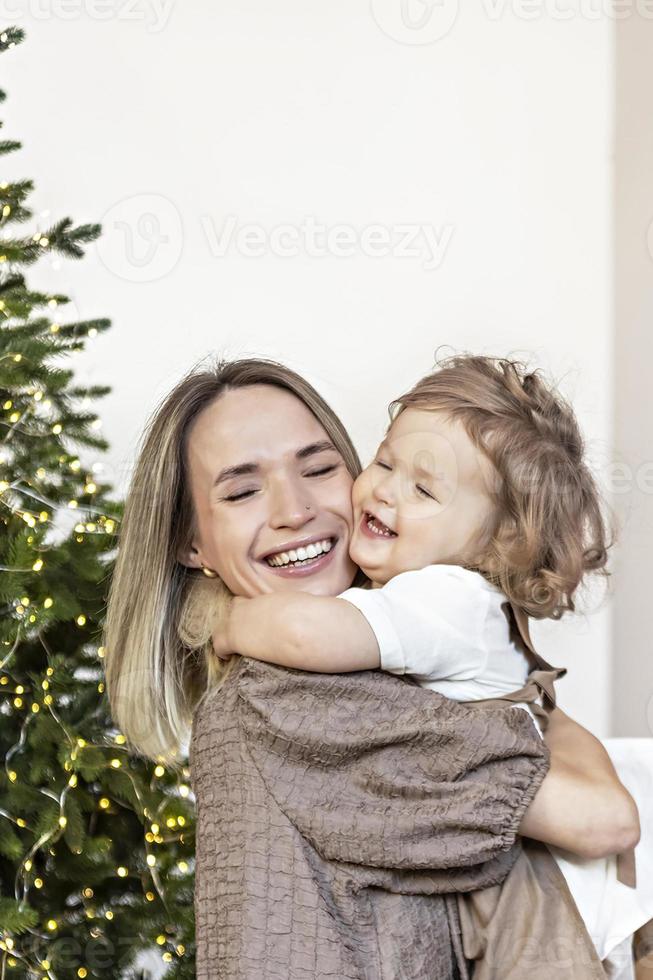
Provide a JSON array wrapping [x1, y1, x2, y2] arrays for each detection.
[[416, 484, 435, 500]]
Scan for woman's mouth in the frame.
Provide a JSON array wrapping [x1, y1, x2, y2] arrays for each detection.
[[360, 511, 397, 539], [262, 537, 337, 577]]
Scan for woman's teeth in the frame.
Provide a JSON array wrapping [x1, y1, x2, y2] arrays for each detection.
[[266, 538, 333, 567], [366, 514, 396, 537]]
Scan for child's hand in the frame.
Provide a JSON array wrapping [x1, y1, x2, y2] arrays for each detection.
[[211, 627, 235, 662]]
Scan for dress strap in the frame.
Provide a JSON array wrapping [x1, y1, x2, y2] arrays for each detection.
[[502, 601, 567, 714], [471, 602, 637, 890]]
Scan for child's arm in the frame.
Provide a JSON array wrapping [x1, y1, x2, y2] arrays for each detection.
[[213, 592, 381, 672]]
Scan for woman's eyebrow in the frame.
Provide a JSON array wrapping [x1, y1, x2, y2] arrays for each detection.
[[213, 462, 259, 487], [213, 441, 337, 487], [295, 440, 337, 460]]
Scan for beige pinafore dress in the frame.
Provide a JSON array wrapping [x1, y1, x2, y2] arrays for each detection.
[[451, 601, 637, 980], [470, 599, 636, 888]]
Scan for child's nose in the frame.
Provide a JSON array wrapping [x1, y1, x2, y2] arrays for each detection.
[[373, 473, 395, 507]]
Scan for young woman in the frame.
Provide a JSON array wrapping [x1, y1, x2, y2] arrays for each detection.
[[103, 357, 637, 979]]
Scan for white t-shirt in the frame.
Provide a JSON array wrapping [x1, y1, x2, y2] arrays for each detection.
[[339, 563, 532, 703]]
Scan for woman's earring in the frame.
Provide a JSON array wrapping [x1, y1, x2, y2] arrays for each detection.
[[202, 566, 218, 578]]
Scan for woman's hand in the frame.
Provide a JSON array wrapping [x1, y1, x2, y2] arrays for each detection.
[[519, 707, 641, 859]]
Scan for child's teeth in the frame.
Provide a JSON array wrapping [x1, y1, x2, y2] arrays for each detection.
[[366, 515, 394, 537]]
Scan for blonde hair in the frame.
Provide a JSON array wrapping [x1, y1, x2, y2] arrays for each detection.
[[390, 353, 613, 620], [103, 357, 362, 763]]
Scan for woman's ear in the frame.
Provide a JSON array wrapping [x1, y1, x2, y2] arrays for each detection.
[[176, 542, 203, 570]]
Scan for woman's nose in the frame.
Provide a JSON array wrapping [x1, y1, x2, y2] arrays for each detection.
[[268, 480, 315, 530]]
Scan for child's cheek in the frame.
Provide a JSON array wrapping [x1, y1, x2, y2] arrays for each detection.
[[351, 471, 369, 512]]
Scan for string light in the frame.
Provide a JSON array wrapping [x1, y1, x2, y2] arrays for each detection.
[[0, 202, 193, 975]]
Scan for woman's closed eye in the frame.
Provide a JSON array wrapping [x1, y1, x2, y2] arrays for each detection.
[[223, 487, 260, 502], [306, 463, 339, 478]]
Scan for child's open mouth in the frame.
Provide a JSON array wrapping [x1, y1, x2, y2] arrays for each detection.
[[361, 511, 397, 539]]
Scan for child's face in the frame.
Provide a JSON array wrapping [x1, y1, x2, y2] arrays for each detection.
[[349, 408, 497, 586]]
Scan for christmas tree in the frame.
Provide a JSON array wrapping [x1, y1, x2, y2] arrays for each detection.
[[0, 27, 195, 979]]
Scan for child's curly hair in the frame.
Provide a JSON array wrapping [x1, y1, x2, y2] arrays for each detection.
[[389, 353, 614, 620]]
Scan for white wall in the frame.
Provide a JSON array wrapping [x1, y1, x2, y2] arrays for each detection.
[[612, 10, 653, 737], [3, 0, 619, 733]]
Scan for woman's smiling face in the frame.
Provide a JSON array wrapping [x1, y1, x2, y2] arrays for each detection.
[[179, 384, 358, 597]]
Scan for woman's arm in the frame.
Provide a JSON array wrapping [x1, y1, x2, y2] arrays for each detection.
[[238, 656, 549, 893], [217, 596, 641, 861], [518, 707, 640, 859], [214, 593, 381, 671]]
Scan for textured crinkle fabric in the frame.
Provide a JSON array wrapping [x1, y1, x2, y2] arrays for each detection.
[[190, 656, 550, 980]]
